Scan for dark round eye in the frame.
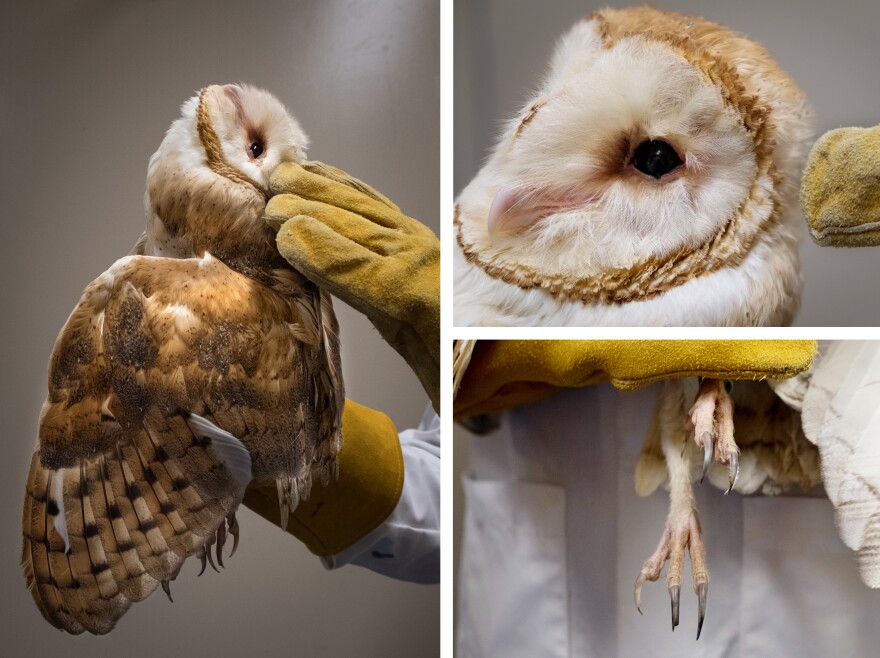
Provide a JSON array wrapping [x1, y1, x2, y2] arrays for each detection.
[[248, 141, 264, 158], [632, 140, 682, 179]]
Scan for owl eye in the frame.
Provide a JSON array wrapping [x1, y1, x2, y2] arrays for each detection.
[[248, 141, 265, 159], [632, 140, 682, 179]]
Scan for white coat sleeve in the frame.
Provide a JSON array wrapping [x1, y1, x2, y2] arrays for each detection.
[[320, 402, 440, 584]]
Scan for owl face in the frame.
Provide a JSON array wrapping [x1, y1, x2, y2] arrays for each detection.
[[488, 32, 756, 271], [207, 84, 309, 190], [145, 84, 308, 267], [455, 7, 812, 326], [153, 84, 308, 194]]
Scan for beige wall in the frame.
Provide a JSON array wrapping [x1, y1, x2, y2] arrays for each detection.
[[0, 0, 438, 654], [454, 0, 880, 327]]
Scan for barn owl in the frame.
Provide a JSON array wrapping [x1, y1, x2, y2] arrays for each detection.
[[21, 84, 344, 634], [454, 6, 813, 327]]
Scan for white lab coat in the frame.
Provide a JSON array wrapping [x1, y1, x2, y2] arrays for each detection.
[[457, 384, 880, 657], [326, 403, 440, 584]]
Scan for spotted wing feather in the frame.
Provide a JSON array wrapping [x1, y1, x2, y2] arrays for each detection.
[[22, 254, 343, 634]]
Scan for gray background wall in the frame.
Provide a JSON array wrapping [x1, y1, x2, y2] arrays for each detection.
[[454, 0, 880, 327], [0, 0, 438, 655]]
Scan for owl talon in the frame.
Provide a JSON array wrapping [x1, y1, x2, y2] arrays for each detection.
[[634, 573, 648, 614], [700, 431, 713, 484], [216, 522, 227, 568], [696, 582, 708, 640], [161, 579, 173, 603], [197, 548, 207, 577], [669, 584, 680, 631], [228, 513, 240, 557], [725, 453, 739, 495], [205, 544, 219, 573]]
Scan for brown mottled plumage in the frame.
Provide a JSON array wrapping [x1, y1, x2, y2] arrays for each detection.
[[21, 84, 343, 634]]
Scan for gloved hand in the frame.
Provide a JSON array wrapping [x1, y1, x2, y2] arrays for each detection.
[[801, 124, 880, 246], [243, 399, 404, 556], [265, 161, 440, 411], [454, 340, 817, 419]]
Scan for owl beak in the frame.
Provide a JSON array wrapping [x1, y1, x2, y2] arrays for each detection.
[[487, 184, 598, 237], [487, 184, 554, 237]]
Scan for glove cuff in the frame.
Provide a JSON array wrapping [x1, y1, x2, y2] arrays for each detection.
[[455, 340, 817, 418], [243, 399, 404, 556]]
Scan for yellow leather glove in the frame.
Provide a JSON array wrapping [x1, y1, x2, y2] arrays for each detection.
[[801, 124, 880, 246], [265, 161, 440, 411], [454, 340, 817, 419], [242, 399, 404, 556]]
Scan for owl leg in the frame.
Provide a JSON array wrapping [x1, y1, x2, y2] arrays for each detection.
[[690, 378, 739, 493], [635, 386, 709, 639]]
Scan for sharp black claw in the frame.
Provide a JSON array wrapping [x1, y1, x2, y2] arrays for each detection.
[[161, 579, 173, 603], [206, 546, 219, 573], [696, 582, 708, 640], [216, 523, 227, 569], [634, 574, 646, 615], [700, 431, 713, 484], [725, 453, 740, 495], [669, 585, 680, 631], [197, 550, 207, 577], [228, 514, 240, 557]]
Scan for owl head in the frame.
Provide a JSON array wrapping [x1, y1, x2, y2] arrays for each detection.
[[145, 84, 309, 269], [454, 6, 813, 326]]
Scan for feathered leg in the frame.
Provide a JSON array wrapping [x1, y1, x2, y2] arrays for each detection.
[[635, 381, 710, 640]]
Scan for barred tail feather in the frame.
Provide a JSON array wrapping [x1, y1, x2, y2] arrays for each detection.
[[22, 411, 247, 634]]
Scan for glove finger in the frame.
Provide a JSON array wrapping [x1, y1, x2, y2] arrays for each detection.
[[801, 125, 880, 247], [267, 194, 404, 255], [277, 214, 379, 272], [277, 217, 394, 319], [302, 161, 399, 210], [269, 162, 405, 228]]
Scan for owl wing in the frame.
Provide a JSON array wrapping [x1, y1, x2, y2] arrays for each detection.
[[798, 341, 880, 587], [22, 254, 343, 634]]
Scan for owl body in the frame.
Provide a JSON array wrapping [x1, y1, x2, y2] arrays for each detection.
[[454, 6, 812, 326], [22, 85, 343, 634]]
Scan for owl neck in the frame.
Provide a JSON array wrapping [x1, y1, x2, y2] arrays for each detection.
[[145, 168, 289, 285]]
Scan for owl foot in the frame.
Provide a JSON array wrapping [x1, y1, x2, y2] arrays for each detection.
[[196, 545, 210, 576], [196, 523, 230, 576], [635, 506, 709, 640], [689, 378, 739, 493], [213, 512, 240, 569]]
